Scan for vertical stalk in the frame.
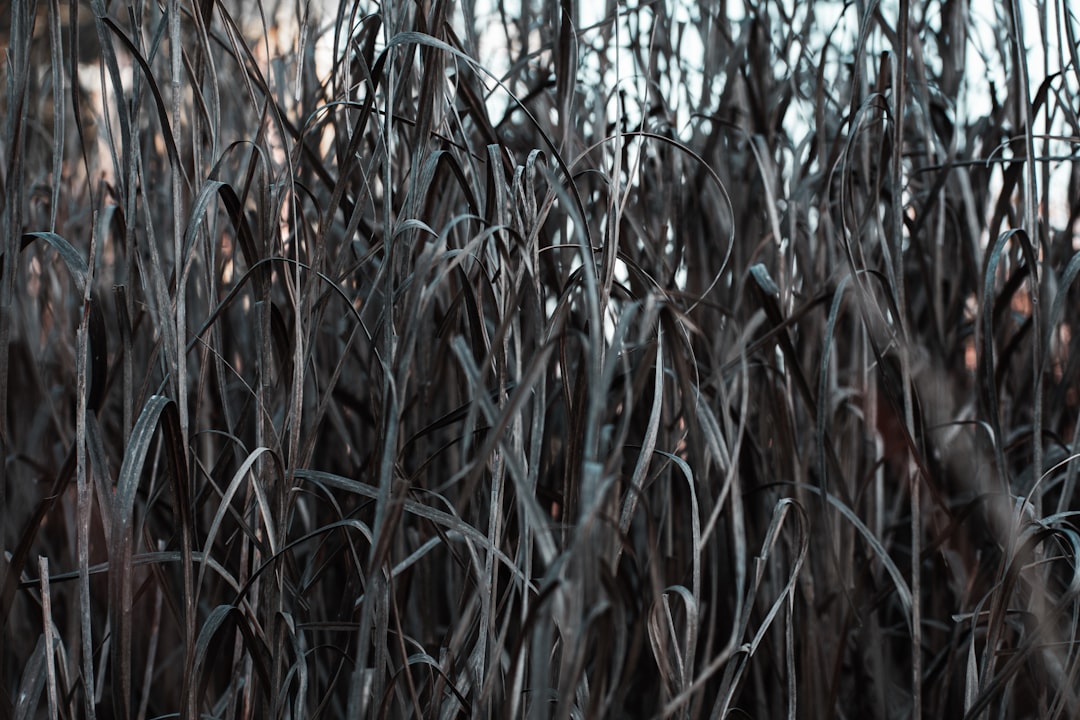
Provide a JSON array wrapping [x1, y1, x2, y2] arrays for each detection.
[[1008, 0, 1043, 510], [891, 0, 921, 715]]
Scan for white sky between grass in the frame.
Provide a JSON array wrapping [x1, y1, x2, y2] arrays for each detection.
[[280, 0, 1074, 248], [229, 0, 1073, 360]]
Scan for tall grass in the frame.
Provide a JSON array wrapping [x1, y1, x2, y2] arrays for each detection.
[[2, 0, 1079, 717]]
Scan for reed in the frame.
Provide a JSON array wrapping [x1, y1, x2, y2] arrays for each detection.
[[1, 0, 1078, 717]]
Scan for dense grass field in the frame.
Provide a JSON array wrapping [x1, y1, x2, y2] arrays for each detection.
[[2, 0, 1079, 717]]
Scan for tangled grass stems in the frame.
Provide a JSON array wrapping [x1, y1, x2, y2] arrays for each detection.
[[2, 0, 1080, 717]]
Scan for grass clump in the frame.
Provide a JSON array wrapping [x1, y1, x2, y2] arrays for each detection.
[[2, 0, 1080, 717]]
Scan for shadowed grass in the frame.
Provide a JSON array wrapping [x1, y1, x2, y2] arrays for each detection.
[[2, 0, 1080, 718]]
